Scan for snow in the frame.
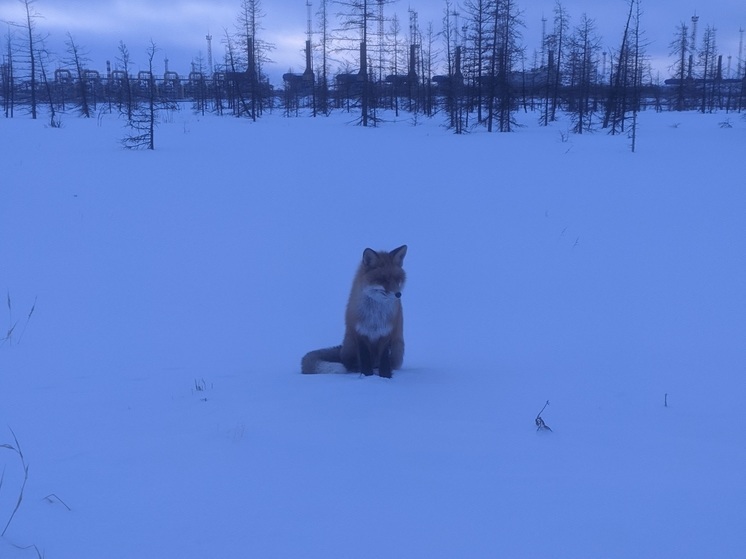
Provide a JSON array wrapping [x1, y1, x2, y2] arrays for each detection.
[[1, 107, 745, 558]]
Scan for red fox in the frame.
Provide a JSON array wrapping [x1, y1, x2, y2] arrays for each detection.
[[301, 245, 407, 378]]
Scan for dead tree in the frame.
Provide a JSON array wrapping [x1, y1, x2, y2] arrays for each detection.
[[668, 22, 689, 111], [2, 28, 16, 118], [566, 14, 601, 133], [122, 42, 176, 150], [602, 0, 639, 135], [115, 41, 135, 120], [315, 0, 332, 115], [64, 33, 91, 117], [235, 0, 274, 120], [334, 0, 389, 126], [16, 0, 42, 119]]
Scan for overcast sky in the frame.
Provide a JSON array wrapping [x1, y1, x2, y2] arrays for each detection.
[[1, 0, 744, 82]]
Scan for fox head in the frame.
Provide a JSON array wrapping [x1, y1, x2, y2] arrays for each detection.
[[360, 245, 407, 300]]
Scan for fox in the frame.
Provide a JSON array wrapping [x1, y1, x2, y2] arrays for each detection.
[[301, 245, 407, 378]]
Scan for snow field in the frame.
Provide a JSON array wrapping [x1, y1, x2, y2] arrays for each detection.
[[1, 108, 745, 557]]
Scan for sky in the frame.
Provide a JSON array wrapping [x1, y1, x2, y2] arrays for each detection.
[[0, 0, 744, 84]]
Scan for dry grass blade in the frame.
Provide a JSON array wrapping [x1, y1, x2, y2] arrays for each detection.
[[10, 542, 44, 559], [43, 493, 72, 511], [2, 322, 18, 346], [2, 294, 37, 346], [535, 400, 553, 432], [17, 296, 38, 344], [1, 427, 29, 537]]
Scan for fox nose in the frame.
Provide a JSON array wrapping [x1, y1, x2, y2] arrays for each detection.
[[395, 292, 401, 299]]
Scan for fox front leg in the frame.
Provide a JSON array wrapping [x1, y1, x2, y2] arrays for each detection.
[[378, 344, 393, 378], [358, 340, 374, 376]]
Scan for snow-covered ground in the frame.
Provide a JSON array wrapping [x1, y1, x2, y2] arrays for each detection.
[[1, 107, 744, 558]]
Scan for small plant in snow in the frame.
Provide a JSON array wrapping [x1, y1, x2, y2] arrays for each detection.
[[2, 292, 36, 347], [193, 378, 212, 401], [43, 493, 72, 511], [1, 428, 29, 536], [194, 378, 209, 392], [718, 119, 732, 129], [535, 400, 553, 432], [122, 41, 178, 150]]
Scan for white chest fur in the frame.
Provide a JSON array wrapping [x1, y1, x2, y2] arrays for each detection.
[[354, 285, 399, 341]]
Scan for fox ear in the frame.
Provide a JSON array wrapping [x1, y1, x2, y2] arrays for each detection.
[[390, 245, 407, 266], [362, 248, 380, 268]]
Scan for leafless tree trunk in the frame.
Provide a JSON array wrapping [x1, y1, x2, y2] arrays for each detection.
[[495, 0, 523, 132], [315, 0, 331, 115], [335, 0, 388, 126], [549, 1, 569, 123], [441, 2, 466, 134], [669, 23, 689, 111], [21, 0, 39, 119], [65, 33, 91, 118], [235, 0, 274, 120], [37, 47, 59, 127], [116, 41, 134, 120], [463, 0, 493, 126], [122, 42, 176, 150], [3, 29, 16, 118], [698, 25, 717, 113], [602, 0, 636, 134], [567, 14, 601, 133]]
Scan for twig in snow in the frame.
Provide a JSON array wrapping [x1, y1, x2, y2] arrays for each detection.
[[2, 293, 37, 346], [17, 296, 37, 344], [535, 400, 553, 432], [1, 427, 29, 536], [9, 543, 44, 559], [43, 493, 72, 511]]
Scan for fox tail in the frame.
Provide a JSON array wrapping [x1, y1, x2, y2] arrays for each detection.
[[301, 345, 348, 374]]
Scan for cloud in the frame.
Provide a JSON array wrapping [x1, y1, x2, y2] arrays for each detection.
[[1, 0, 235, 38]]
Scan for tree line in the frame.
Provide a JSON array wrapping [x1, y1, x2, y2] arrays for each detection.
[[2, 0, 745, 142]]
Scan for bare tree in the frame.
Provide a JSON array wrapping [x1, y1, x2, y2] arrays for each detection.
[[334, 0, 386, 126], [629, 0, 644, 152], [421, 21, 437, 117], [315, 0, 332, 115], [122, 41, 176, 150], [566, 13, 601, 133], [541, 1, 570, 125], [440, 1, 466, 133], [387, 12, 405, 115], [190, 53, 209, 116], [222, 27, 252, 116], [602, 0, 639, 135], [493, 0, 523, 132], [17, 0, 42, 119], [36, 44, 59, 126], [698, 25, 717, 112], [235, 0, 274, 120], [3, 27, 16, 118], [64, 32, 91, 117], [668, 22, 689, 111], [463, 0, 494, 126], [406, 8, 422, 117], [115, 41, 135, 120]]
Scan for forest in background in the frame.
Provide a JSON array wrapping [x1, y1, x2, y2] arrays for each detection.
[[2, 0, 745, 140]]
